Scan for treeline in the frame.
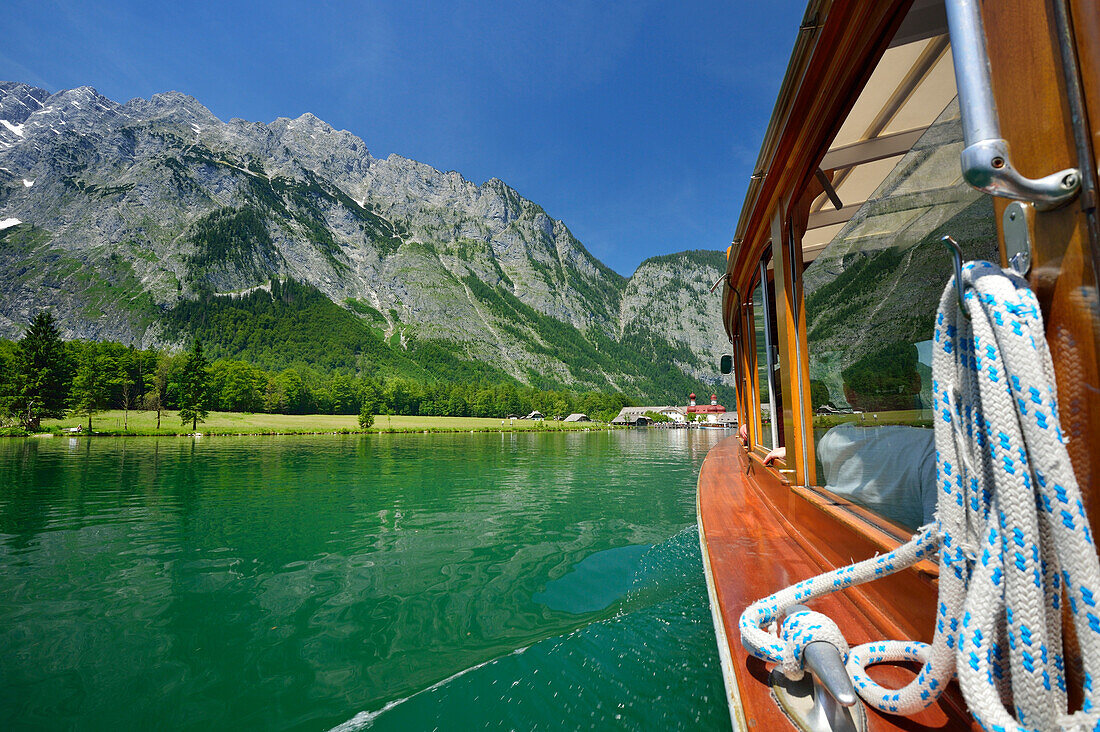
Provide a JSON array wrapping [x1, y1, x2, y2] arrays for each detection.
[[167, 277, 736, 407], [0, 312, 637, 431]]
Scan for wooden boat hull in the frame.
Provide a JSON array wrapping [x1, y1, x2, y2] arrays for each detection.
[[701, 0, 1100, 726], [697, 434, 980, 730]]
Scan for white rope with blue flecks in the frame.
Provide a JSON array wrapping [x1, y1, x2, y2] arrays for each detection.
[[738, 260, 1100, 731]]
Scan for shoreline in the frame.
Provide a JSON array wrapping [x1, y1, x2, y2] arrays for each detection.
[[3, 410, 618, 438], [12, 425, 615, 438]]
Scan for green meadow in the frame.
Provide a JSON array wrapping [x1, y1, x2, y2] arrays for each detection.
[[32, 410, 604, 436]]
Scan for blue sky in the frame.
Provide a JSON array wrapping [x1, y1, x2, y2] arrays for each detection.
[[3, 0, 806, 276]]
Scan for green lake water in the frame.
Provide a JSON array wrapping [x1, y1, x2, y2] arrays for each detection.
[[0, 430, 729, 731]]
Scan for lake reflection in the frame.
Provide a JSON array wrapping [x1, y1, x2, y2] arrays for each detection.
[[0, 430, 727, 731]]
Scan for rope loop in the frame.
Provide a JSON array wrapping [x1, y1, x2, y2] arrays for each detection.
[[779, 609, 849, 680]]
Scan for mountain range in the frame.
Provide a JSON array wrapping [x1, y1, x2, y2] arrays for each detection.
[[0, 81, 731, 402]]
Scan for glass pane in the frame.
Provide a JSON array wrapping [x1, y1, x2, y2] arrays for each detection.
[[752, 277, 772, 450], [803, 98, 998, 530], [765, 271, 783, 449]]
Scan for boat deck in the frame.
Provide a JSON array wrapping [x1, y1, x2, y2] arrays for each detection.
[[697, 434, 978, 730]]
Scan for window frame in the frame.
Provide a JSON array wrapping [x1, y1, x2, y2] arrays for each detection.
[[745, 252, 784, 457], [757, 258, 781, 451], [792, 93, 1006, 533], [745, 272, 764, 452]]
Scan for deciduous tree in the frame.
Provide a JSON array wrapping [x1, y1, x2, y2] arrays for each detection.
[[212, 360, 264, 413], [0, 340, 21, 426], [143, 351, 170, 429], [116, 348, 136, 430], [357, 404, 374, 429], [70, 349, 109, 432], [330, 373, 357, 414]]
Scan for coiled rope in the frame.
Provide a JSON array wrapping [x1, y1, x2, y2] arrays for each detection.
[[738, 261, 1100, 730]]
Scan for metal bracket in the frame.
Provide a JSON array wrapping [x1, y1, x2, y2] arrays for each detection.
[[957, 139, 1079, 207], [944, 0, 1080, 208], [1002, 201, 1033, 276], [770, 605, 865, 732], [941, 236, 970, 320], [770, 670, 867, 732]]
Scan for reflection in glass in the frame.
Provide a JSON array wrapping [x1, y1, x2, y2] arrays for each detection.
[[752, 277, 772, 450], [802, 99, 998, 530]]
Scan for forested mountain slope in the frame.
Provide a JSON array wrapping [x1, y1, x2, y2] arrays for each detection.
[[0, 81, 731, 402]]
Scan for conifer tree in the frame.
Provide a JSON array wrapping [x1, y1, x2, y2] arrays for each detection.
[[179, 340, 210, 431], [16, 311, 69, 430]]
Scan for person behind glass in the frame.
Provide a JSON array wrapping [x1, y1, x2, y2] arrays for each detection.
[[753, 352, 935, 530]]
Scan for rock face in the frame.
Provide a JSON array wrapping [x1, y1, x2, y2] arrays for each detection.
[[617, 250, 729, 383], [0, 81, 731, 396]]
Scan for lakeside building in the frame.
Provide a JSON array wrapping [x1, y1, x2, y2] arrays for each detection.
[[563, 413, 589, 423], [611, 391, 739, 424], [611, 406, 687, 426], [612, 394, 738, 426], [686, 393, 729, 424], [716, 412, 739, 428]]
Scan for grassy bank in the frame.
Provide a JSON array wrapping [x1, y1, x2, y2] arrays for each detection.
[[811, 408, 933, 430], [16, 410, 607, 437]]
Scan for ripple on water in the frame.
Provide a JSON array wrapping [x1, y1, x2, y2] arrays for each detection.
[[331, 528, 728, 731], [0, 430, 729, 731]]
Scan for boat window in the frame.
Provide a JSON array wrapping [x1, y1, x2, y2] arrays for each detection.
[[751, 255, 783, 452], [751, 276, 771, 450], [801, 94, 998, 530]]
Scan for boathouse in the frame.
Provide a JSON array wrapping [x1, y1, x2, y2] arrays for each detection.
[[611, 406, 687, 425], [716, 412, 739, 427]]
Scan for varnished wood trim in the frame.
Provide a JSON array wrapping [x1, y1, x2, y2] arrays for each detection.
[[1072, 0, 1100, 170], [771, 210, 797, 472], [986, 0, 1100, 531], [778, 210, 817, 488]]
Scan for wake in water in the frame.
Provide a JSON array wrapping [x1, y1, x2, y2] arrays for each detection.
[[328, 646, 531, 732], [328, 526, 727, 730]]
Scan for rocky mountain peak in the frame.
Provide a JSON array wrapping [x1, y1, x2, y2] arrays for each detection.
[[40, 86, 119, 123], [0, 84, 132, 149], [126, 90, 221, 126], [0, 82, 49, 126], [0, 81, 730, 398]]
